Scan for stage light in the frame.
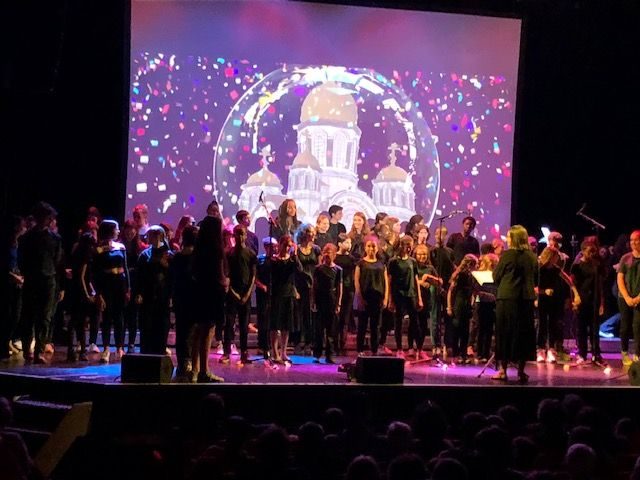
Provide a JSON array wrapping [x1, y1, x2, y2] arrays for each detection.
[[441, 364, 448, 371], [563, 364, 570, 372], [604, 367, 612, 376]]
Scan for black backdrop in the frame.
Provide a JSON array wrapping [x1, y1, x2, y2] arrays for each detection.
[[2, 0, 637, 247]]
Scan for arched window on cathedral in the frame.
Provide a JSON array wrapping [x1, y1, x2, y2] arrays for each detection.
[[312, 130, 327, 165], [333, 131, 347, 169]]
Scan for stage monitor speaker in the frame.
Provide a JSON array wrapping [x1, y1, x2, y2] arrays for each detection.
[[121, 354, 174, 383], [355, 356, 405, 384], [628, 361, 640, 386]]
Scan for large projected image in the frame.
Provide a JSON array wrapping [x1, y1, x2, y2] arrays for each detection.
[[127, 1, 521, 241]]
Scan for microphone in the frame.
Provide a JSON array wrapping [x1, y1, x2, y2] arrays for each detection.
[[576, 203, 586, 215]]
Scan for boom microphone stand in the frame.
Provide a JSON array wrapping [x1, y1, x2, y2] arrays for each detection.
[[257, 191, 278, 365]]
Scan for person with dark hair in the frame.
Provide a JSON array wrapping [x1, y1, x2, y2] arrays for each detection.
[[66, 223, 97, 362], [447, 216, 481, 265], [255, 237, 277, 360], [617, 230, 640, 366], [387, 453, 427, 480], [192, 213, 227, 382], [273, 199, 301, 240], [120, 219, 144, 353], [170, 224, 198, 378], [446, 254, 478, 363], [430, 226, 455, 359], [3, 216, 27, 360], [294, 223, 320, 355], [405, 214, 424, 237], [172, 214, 195, 252], [18, 202, 64, 364], [270, 235, 301, 364], [335, 233, 357, 351], [93, 220, 130, 363], [135, 225, 172, 356], [571, 241, 606, 365], [345, 455, 381, 480], [0, 396, 33, 479], [388, 236, 423, 358], [235, 210, 259, 255], [223, 225, 257, 365], [312, 243, 343, 364], [492, 225, 538, 383], [328, 204, 346, 244]]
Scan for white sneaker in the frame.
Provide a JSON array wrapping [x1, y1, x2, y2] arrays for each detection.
[[536, 349, 546, 363], [231, 344, 239, 355], [546, 349, 557, 363], [88, 343, 100, 353], [165, 347, 172, 356], [12, 340, 23, 351], [575, 355, 585, 365], [100, 349, 110, 363]]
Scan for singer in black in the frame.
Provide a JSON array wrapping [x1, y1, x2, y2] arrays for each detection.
[[447, 216, 481, 265], [492, 225, 538, 384]]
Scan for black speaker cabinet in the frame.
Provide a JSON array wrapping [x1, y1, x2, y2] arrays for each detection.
[[121, 354, 174, 383], [355, 356, 405, 384]]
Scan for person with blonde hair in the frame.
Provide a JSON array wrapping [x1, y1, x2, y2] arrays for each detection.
[[446, 254, 478, 363], [492, 225, 538, 383]]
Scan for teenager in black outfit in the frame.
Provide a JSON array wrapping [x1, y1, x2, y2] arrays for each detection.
[[170, 225, 198, 377], [135, 225, 172, 356], [414, 244, 442, 360], [18, 202, 64, 364], [492, 225, 538, 384], [314, 213, 333, 251], [387, 236, 423, 358], [93, 220, 130, 363], [447, 216, 481, 265], [223, 225, 257, 365], [255, 237, 277, 360], [270, 235, 301, 364], [617, 230, 640, 366], [294, 224, 320, 355], [272, 199, 301, 241], [446, 254, 478, 364], [235, 210, 259, 256], [335, 233, 357, 352], [312, 243, 343, 364], [354, 237, 388, 355], [120, 220, 143, 353], [571, 240, 606, 365], [327, 205, 346, 244]]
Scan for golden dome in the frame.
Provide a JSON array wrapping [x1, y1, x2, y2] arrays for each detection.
[[300, 81, 358, 124], [291, 149, 321, 171], [244, 165, 283, 189], [375, 164, 408, 182]]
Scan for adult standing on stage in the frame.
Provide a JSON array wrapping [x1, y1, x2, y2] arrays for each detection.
[[192, 208, 228, 382], [235, 210, 259, 256], [492, 225, 538, 384], [447, 216, 481, 265]]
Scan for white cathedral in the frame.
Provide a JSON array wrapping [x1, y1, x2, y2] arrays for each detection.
[[238, 81, 416, 227]]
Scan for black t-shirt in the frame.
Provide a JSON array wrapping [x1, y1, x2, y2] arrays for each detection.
[[335, 253, 357, 289], [256, 254, 272, 287], [170, 250, 196, 304], [271, 255, 300, 298], [296, 245, 321, 289], [447, 233, 480, 265], [619, 253, 640, 297], [388, 256, 419, 298], [417, 263, 437, 310], [571, 260, 602, 303], [328, 222, 346, 244], [226, 246, 257, 296], [430, 246, 455, 287], [358, 259, 386, 297], [313, 264, 342, 303], [315, 232, 332, 251], [246, 230, 259, 256]]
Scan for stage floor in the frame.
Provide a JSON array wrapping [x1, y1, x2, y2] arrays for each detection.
[[0, 348, 633, 388]]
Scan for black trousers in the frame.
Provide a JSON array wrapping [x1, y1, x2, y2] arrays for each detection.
[[576, 297, 601, 358], [446, 296, 472, 357], [256, 290, 270, 353], [537, 294, 564, 350], [225, 299, 250, 354], [21, 276, 57, 356], [140, 300, 170, 355], [314, 299, 338, 359], [393, 296, 418, 351], [174, 302, 195, 370], [357, 291, 382, 353], [619, 297, 640, 356], [409, 306, 429, 351], [476, 301, 496, 359], [67, 295, 97, 352], [336, 287, 354, 352], [296, 284, 314, 346], [99, 277, 127, 348]]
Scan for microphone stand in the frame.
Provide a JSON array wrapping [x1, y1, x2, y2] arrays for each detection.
[[257, 192, 277, 364], [576, 206, 606, 236]]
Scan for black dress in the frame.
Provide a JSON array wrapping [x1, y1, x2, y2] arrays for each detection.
[[493, 248, 538, 362]]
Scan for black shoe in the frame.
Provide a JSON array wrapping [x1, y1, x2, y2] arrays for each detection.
[[325, 357, 336, 365], [67, 350, 78, 362], [34, 354, 46, 365], [78, 351, 89, 361], [197, 372, 224, 383]]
